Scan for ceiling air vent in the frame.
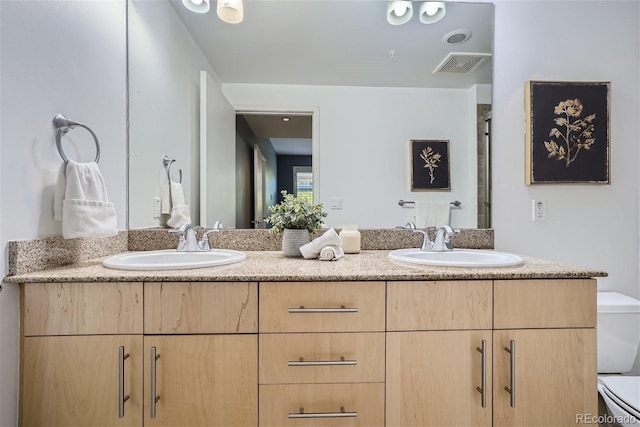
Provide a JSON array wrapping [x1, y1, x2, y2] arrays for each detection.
[[433, 53, 491, 74]]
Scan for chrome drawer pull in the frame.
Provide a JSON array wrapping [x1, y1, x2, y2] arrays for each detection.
[[289, 406, 357, 419], [288, 356, 357, 366], [475, 340, 487, 408], [288, 305, 358, 313], [118, 346, 130, 418], [504, 340, 516, 407], [150, 347, 161, 418]]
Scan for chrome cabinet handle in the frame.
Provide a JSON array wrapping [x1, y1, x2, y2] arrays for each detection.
[[150, 347, 161, 418], [288, 356, 357, 366], [288, 306, 358, 313], [504, 340, 516, 407], [118, 346, 130, 418], [289, 407, 357, 419], [475, 340, 487, 408]]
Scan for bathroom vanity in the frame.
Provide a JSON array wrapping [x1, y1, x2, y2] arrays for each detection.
[[8, 250, 604, 427]]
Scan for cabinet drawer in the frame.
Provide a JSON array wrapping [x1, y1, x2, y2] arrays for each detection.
[[494, 279, 596, 329], [144, 282, 257, 333], [387, 281, 492, 331], [23, 282, 143, 336], [259, 332, 385, 384], [259, 383, 384, 427], [259, 282, 385, 332]]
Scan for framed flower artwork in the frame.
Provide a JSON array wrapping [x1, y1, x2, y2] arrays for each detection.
[[410, 139, 451, 191], [525, 80, 611, 184]]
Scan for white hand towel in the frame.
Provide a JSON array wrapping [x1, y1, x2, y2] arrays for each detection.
[[54, 160, 117, 239], [166, 180, 191, 228], [160, 178, 171, 215], [414, 200, 451, 228], [299, 228, 343, 259], [319, 245, 345, 261]]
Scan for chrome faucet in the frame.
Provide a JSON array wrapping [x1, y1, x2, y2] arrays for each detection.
[[432, 225, 457, 251], [413, 225, 458, 252], [171, 224, 214, 252], [412, 227, 437, 251]]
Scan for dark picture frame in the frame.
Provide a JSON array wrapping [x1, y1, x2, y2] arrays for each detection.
[[410, 139, 451, 191], [525, 80, 611, 184]]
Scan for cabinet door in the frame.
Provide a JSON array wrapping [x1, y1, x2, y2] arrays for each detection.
[[144, 282, 257, 334], [493, 329, 597, 426], [21, 335, 143, 427], [386, 331, 492, 427], [144, 334, 257, 426], [23, 282, 143, 336]]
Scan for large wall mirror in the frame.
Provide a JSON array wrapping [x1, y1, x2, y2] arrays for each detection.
[[128, 0, 493, 230]]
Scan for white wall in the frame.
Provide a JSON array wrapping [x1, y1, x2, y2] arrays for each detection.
[[224, 84, 479, 229], [128, 0, 220, 228], [0, 1, 127, 425], [491, 1, 640, 301]]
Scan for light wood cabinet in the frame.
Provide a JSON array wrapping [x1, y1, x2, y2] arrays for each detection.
[[144, 281, 257, 334], [21, 335, 143, 427], [22, 282, 143, 336], [386, 279, 597, 427], [493, 328, 597, 427], [143, 334, 257, 426], [259, 281, 385, 332], [259, 281, 385, 427], [387, 281, 493, 427], [259, 332, 385, 384], [21, 275, 597, 427], [387, 330, 493, 427], [259, 383, 385, 427], [20, 281, 258, 427], [493, 279, 597, 426]]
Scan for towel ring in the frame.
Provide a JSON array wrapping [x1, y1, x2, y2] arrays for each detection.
[[53, 114, 100, 163], [162, 155, 182, 183]]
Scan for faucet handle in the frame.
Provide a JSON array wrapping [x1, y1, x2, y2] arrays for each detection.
[[168, 225, 191, 251], [198, 228, 218, 251], [412, 227, 436, 251]]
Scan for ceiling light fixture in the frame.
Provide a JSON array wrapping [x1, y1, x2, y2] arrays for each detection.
[[419, 1, 446, 24], [281, 117, 291, 122], [387, 1, 413, 26], [182, 0, 210, 14], [443, 29, 472, 45], [217, 0, 243, 24]]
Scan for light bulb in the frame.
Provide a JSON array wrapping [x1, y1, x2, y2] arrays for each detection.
[[182, 0, 210, 13], [425, 2, 438, 16], [393, 4, 408, 17]]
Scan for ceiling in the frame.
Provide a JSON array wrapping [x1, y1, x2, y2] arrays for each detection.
[[242, 113, 313, 155], [169, 0, 493, 154]]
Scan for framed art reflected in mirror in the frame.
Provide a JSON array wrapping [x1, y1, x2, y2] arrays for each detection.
[[410, 139, 451, 191]]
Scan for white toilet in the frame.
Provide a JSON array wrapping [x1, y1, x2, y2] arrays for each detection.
[[597, 292, 640, 426]]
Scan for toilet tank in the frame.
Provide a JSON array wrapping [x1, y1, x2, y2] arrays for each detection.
[[597, 292, 640, 373]]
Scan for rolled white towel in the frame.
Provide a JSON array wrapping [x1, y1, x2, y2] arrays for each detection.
[[299, 228, 342, 259], [319, 245, 345, 261], [166, 181, 191, 228]]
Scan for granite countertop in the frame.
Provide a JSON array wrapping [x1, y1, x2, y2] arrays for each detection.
[[4, 250, 607, 283]]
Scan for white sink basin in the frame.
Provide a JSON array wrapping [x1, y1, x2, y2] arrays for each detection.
[[103, 249, 246, 271], [388, 248, 524, 268]]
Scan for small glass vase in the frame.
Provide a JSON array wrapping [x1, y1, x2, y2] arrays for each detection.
[[281, 228, 310, 257]]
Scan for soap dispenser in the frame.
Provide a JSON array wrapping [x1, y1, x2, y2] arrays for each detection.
[[339, 224, 361, 254]]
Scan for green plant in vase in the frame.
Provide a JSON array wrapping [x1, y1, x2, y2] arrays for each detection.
[[266, 190, 327, 257]]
